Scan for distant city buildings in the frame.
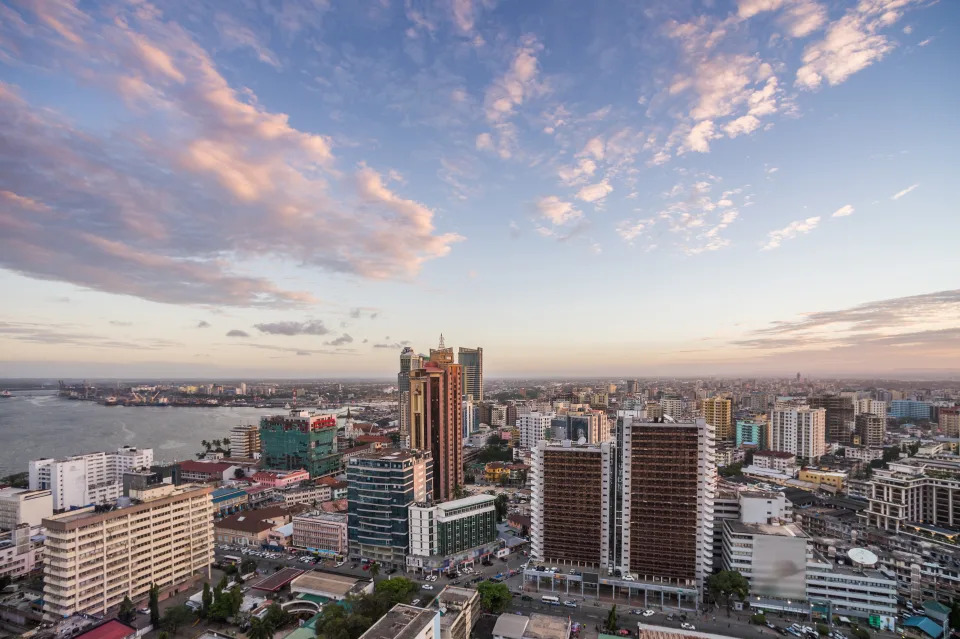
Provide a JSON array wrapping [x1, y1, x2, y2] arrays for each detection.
[[735, 417, 769, 449], [702, 397, 732, 441], [347, 449, 432, 567], [807, 395, 855, 444], [890, 400, 932, 421], [259, 411, 340, 478], [855, 413, 886, 448], [855, 399, 888, 420], [29, 446, 153, 510]]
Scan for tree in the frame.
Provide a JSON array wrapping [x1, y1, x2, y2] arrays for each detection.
[[158, 633, 169, 639], [706, 570, 749, 616], [149, 583, 161, 627], [375, 577, 418, 602], [494, 494, 509, 522], [452, 484, 467, 499], [750, 613, 766, 625], [201, 439, 211, 451], [201, 582, 212, 618], [487, 434, 504, 448], [161, 605, 194, 636], [476, 580, 512, 614], [605, 605, 618, 632], [234, 467, 246, 479], [240, 558, 258, 575], [264, 602, 292, 630], [950, 600, 960, 630], [117, 595, 136, 624], [247, 617, 274, 639], [817, 623, 830, 636], [369, 562, 380, 579], [719, 462, 743, 477]]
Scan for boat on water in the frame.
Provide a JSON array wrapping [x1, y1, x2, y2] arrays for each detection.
[[0, 390, 12, 398], [102, 396, 118, 406]]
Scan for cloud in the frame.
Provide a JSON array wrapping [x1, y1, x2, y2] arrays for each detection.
[[214, 12, 281, 68], [326, 333, 353, 346], [723, 115, 761, 138], [557, 158, 597, 186], [254, 320, 329, 336], [373, 341, 412, 349], [0, 321, 179, 350], [108, 320, 133, 327], [832, 204, 855, 217], [479, 35, 543, 158], [795, 0, 921, 90], [226, 329, 249, 337], [891, 184, 919, 200], [616, 219, 653, 243], [537, 196, 582, 225], [576, 181, 613, 203], [0, 4, 461, 307], [197, 320, 211, 328], [761, 216, 821, 250], [580, 137, 605, 161]]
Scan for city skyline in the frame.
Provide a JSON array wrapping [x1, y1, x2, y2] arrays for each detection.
[[1, 1, 959, 378]]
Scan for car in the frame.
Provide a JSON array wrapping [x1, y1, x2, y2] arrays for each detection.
[[336, 561, 346, 567], [138, 607, 150, 614], [680, 623, 696, 631], [422, 584, 434, 590], [550, 567, 559, 572], [411, 599, 421, 606], [568, 568, 576, 574], [616, 630, 631, 637], [643, 610, 655, 617], [521, 595, 533, 601], [563, 601, 577, 608], [623, 574, 635, 581], [767, 623, 777, 629]]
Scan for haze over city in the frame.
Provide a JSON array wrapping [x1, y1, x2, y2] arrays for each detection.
[[1, 0, 958, 378]]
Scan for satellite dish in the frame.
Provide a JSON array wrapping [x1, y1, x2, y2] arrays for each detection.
[[577, 437, 586, 445], [847, 548, 878, 567]]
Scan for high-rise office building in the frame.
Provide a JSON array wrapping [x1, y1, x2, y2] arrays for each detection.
[[409, 494, 497, 561], [518, 411, 554, 449], [347, 450, 432, 567], [807, 395, 855, 444], [940, 408, 960, 437], [549, 405, 609, 443], [771, 406, 826, 461], [410, 343, 463, 501], [42, 484, 213, 616], [29, 447, 154, 510], [399, 347, 424, 446], [229, 424, 260, 459], [702, 397, 733, 441], [462, 396, 476, 440], [259, 410, 340, 477], [855, 413, 886, 448], [626, 380, 639, 395], [458, 347, 483, 402], [660, 397, 685, 420]]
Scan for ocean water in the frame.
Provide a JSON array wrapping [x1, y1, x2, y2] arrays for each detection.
[[0, 391, 280, 476]]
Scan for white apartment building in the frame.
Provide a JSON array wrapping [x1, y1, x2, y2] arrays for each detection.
[[517, 412, 554, 450], [844, 447, 886, 463], [42, 484, 213, 617], [0, 525, 42, 578], [659, 398, 685, 420], [229, 425, 260, 459], [806, 557, 897, 630], [0, 488, 53, 530], [855, 399, 888, 420], [752, 451, 798, 475], [29, 447, 154, 510], [490, 405, 508, 428], [770, 406, 826, 461], [862, 461, 960, 533]]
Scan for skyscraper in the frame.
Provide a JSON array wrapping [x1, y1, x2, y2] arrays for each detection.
[[399, 347, 424, 446], [410, 338, 464, 500], [457, 346, 483, 402], [702, 397, 733, 441]]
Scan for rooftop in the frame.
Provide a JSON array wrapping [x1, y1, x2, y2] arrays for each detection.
[[43, 485, 211, 529], [524, 613, 571, 639], [73, 620, 137, 639], [754, 451, 796, 459], [491, 613, 528, 639], [359, 603, 437, 639], [726, 521, 807, 538], [290, 571, 369, 598], [179, 460, 234, 473], [436, 585, 477, 606], [248, 567, 304, 592]]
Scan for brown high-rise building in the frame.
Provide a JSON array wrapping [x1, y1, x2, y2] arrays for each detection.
[[702, 397, 733, 441], [807, 395, 854, 444], [940, 408, 960, 438], [410, 336, 463, 501], [855, 413, 885, 447], [620, 417, 714, 588], [530, 441, 609, 568]]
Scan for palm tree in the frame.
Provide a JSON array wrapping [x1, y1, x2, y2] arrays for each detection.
[[246, 617, 274, 639], [201, 439, 211, 451], [369, 562, 380, 579]]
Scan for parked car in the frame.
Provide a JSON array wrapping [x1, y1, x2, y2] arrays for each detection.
[[422, 584, 434, 590], [563, 600, 577, 608], [643, 610, 655, 617], [680, 623, 696, 631]]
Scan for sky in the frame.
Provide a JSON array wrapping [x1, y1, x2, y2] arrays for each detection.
[[0, 0, 958, 379]]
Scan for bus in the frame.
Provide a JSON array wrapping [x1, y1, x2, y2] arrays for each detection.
[[541, 596, 560, 605], [223, 555, 241, 565]]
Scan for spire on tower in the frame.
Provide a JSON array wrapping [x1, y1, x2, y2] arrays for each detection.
[[439, 333, 445, 349]]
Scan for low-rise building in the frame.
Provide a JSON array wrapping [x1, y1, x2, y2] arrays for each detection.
[[277, 483, 332, 507], [492, 612, 571, 639], [798, 468, 847, 492], [214, 506, 292, 547], [752, 451, 797, 475], [843, 447, 886, 463], [251, 469, 310, 488], [290, 570, 373, 601], [359, 603, 438, 639], [211, 486, 248, 516], [292, 512, 348, 557], [0, 525, 42, 578], [435, 586, 480, 639], [178, 460, 239, 483], [315, 476, 348, 500]]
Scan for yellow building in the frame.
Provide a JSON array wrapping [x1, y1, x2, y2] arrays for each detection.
[[42, 484, 214, 617], [798, 469, 847, 492], [703, 397, 733, 441], [484, 462, 509, 483]]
